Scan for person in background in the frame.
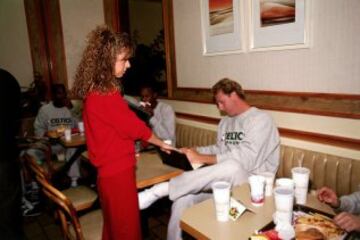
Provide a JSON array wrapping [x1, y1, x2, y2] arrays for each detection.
[[140, 85, 176, 146], [138, 78, 281, 240], [318, 187, 360, 232], [72, 25, 174, 240], [33, 84, 80, 187], [0, 68, 24, 239]]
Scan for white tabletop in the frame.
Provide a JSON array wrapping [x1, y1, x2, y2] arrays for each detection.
[[180, 184, 335, 240]]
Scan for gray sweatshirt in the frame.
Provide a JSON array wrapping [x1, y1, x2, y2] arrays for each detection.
[[197, 107, 280, 174], [338, 191, 360, 215], [34, 102, 74, 137], [150, 101, 176, 146]]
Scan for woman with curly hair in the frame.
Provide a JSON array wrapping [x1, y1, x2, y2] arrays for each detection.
[[72, 25, 173, 240]]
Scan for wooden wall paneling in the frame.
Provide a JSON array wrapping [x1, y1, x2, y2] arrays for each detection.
[[162, 0, 177, 98], [171, 88, 360, 119], [103, 0, 119, 32], [24, 0, 51, 100], [42, 0, 68, 88], [103, 0, 130, 33], [24, 0, 68, 97], [175, 112, 360, 151]]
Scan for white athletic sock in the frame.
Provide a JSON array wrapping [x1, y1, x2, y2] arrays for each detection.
[[152, 181, 169, 198], [138, 182, 169, 210]]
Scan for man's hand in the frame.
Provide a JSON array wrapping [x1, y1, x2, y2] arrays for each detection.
[[334, 212, 360, 232], [140, 102, 154, 116], [181, 148, 203, 164], [317, 187, 340, 208]]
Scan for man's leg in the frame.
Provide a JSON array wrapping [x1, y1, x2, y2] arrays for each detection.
[[169, 160, 248, 201], [66, 147, 81, 187], [139, 182, 169, 209], [139, 160, 248, 210], [167, 193, 211, 240]]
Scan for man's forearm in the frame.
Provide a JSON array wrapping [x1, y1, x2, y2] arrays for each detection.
[[197, 154, 217, 165]]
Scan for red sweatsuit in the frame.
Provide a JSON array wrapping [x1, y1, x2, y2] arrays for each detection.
[[83, 91, 151, 240]]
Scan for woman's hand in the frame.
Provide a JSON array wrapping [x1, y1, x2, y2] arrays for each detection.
[[317, 187, 340, 208], [160, 142, 175, 154]]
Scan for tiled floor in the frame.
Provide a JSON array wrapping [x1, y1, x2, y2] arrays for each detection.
[[23, 198, 193, 240]]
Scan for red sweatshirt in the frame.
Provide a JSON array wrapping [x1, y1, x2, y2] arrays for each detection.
[[83, 91, 152, 177]]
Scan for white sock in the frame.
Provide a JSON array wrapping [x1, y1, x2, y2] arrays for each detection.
[[138, 182, 169, 210], [151, 182, 169, 198]]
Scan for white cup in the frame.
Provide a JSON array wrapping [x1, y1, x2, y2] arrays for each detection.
[[273, 187, 294, 224], [78, 121, 85, 134], [248, 175, 266, 206], [292, 167, 310, 205], [259, 172, 275, 196], [212, 181, 231, 222], [275, 178, 295, 190], [64, 128, 72, 142]]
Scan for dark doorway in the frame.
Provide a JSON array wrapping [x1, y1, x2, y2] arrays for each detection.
[[121, 0, 167, 97]]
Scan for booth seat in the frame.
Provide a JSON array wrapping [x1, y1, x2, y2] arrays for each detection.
[[175, 123, 360, 197]]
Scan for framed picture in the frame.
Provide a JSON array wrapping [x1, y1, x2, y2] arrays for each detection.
[[200, 0, 245, 56], [249, 0, 310, 51]]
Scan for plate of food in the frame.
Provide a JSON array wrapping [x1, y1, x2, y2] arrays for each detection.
[[294, 211, 345, 239], [47, 130, 61, 139], [250, 205, 350, 240]]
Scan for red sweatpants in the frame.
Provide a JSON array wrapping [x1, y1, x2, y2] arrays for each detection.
[[97, 167, 141, 240]]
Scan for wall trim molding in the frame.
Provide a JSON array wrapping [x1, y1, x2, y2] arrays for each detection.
[[170, 88, 360, 119], [176, 112, 360, 151]]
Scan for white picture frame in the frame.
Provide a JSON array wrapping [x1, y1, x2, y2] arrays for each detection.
[[200, 0, 245, 56], [249, 0, 310, 51]]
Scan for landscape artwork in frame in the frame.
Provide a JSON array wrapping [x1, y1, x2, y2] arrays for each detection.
[[250, 0, 310, 51], [201, 0, 244, 55]]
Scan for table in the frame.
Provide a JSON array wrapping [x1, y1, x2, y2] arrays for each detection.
[[81, 150, 183, 189], [136, 151, 183, 189], [59, 133, 86, 147], [52, 134, 87, 183], [180, 184, 335, 240]]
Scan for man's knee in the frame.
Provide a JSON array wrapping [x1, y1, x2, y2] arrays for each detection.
[[217, 160, 247, 184]]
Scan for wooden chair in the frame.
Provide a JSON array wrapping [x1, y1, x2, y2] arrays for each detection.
[[23, 153, 98, 212], [35, 175, 103, 240], [18, 136, 66, 179]]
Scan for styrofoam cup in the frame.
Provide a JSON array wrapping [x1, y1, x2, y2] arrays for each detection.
[[64, 129, 72, 142], [274, 187, 294, 224], [212, 181, 231, 222], [78, 121, 85, 134], [275, 178, 295, 190], [259, 172, 275, 196], [248, 175, 266, 206], [291, 167, 310, 204]]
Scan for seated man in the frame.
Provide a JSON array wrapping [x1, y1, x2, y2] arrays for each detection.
[[138, 78, 280, 240], [318, 187, 360, 232], [140, 85, 176, 146], [32, 84, 80, 187]]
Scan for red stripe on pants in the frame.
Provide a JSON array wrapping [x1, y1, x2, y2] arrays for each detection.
[[98, 166, 141, 240]]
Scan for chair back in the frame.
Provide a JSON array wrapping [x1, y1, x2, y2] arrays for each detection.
[[36, 175, 85, 240], [23, 153, 48, 180]]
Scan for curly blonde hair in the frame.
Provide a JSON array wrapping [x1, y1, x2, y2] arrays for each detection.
[[72, 25, 133, 99]]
